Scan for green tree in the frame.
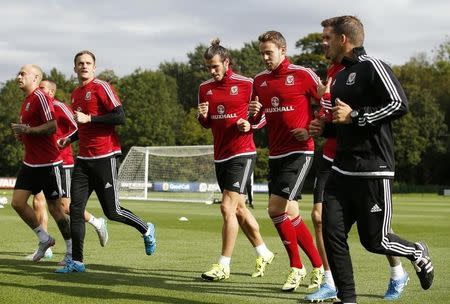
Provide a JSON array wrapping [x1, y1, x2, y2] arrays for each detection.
[[177, 108, 213, 145], [292, 33, 329, 79], [393, 57, 448, 184], [231, 41, 265, 77], [0, 80, 25, 175], [45, 68, 77, 103], [115, 69, 184, 155]]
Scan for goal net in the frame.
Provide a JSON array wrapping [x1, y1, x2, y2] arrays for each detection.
[[117, 145, 219, 203]]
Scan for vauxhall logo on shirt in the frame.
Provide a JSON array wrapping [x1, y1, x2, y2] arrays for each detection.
[[264, 96, 294, 113], [210, 104, 237, 120]]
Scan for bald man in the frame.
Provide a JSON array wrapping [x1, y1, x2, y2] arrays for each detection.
[[25, 80, 109, 264], [11, 65, 71, 262]]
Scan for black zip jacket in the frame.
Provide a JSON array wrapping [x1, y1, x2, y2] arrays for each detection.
[[328, 47, 408, 178]]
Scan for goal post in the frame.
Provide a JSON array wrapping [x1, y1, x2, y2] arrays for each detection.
[[117, 145, 220, 203]]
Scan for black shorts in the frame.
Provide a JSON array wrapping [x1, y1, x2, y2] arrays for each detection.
[[215, 155, 255, 194], [61, 167, 74, 198], [313, 156, 333, 203], [14, 163, 63, 200], [269, 153, 313, 201]]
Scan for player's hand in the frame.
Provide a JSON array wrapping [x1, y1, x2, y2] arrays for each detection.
[[58, 137, 71, 148], [236, 118, 251, 132], [74, 111, 91, 124], [317, 77, 332, 98], [332, 98, 352, 124], [11, 123, 29, 135], [248, 96, 262, 117], [198, 102, 209, 119], [309, 111, 326, 138], [291, 128, 309, 141]]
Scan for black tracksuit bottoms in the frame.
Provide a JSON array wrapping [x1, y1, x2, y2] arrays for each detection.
[[323, 171, 422, 303], [70, 156, 148, 262]]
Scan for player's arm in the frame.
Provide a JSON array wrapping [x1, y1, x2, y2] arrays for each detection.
[[11, 120, 57, 136], [75, 106, 125, 125], [333, 62, 408, 126], [197, 86, 211, 128]]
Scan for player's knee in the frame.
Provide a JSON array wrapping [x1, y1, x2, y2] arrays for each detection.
[[360, 237, 383, 254], [220, 203, 236, 217]]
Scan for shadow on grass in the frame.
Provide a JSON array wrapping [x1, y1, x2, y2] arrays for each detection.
[[0, 256, 299, 303]]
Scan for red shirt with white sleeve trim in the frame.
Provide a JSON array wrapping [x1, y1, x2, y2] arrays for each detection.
[[54, 100, 77, 167], [319, 63, 345, 161], [71, 78, 122, 159], [19, 88, 62, 166], [252, 58, 320, 158], [198, 68, 256, 162]]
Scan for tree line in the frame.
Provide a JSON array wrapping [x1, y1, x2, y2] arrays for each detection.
[[0, 34, 449, 189]]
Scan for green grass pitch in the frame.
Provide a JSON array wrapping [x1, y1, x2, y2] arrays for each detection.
[[0, 191, 449, 303]]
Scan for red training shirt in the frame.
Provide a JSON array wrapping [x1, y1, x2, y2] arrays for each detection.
[[198, 68, 256, 162], [252, 58, 321, 158], [71, 78, 122, 159], [54, 100, 77, 167], [19, 88, 62, 166]]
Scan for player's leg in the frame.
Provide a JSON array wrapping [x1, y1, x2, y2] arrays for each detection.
[[57, 159, 91, 273], [201, 189, 238, 281], [93, 156, 155, 255], [25, 192, 53, 260], [384, 251, 409, 300], [322, 172, 357, 303], [236, 194, 274, 278], [356, 178, 433, 291], [304, 156, 337, 302], [43, 165, 72, 264], [12, 165, 55, 262], [202, 157, 247, 281], [62, 166, 108, 247]]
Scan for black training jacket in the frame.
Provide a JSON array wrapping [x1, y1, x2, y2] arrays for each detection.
[[327, 47, 408, 178]]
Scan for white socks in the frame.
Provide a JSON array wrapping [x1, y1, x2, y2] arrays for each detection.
[[254, 243, 272, 260], [88, 215, 102, 230], [218, 255, 231, 267], [65, 239, 72, 255], [390, 263, 405, 280], [324, 270, 336, 289], [33, 225, 49, 243]]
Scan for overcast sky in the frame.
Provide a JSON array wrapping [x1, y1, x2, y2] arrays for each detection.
[[1, 0, 449, 83]]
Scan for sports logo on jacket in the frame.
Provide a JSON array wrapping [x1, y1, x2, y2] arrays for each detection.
[[285, 75, 294, 85], [346, 73, 356, 85], [25, 102, 31, 111], [217, 105, 225, 114], [206, 89, 213, 95], [85, 91, 91, 100], [271, 96, 280, 107], [230, 86, 238, 95], [260, 81, 267, 87]]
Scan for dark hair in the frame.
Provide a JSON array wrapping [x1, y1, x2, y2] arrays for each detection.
[[258, 31, 287, 49], [203, 38, 230, 62], [74, 50, 96, 65], [321, 16, 364, 46]]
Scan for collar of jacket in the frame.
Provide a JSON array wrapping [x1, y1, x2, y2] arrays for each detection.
[[219, 68, 234, 83], [272, 57, 290, 74], [341, 46, 367, 67]]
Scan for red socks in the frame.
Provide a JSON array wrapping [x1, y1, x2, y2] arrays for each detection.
[[291, 216, 323, 268], [271, 213, 302, 268]]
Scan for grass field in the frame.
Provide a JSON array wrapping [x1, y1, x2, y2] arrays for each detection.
[[0, 191, 449, 303]]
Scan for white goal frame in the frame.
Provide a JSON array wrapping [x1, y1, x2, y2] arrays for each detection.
[[117, 145, 219, 203]]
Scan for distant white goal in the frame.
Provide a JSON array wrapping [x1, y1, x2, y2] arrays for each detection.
[[118, 145, 220, 203]]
